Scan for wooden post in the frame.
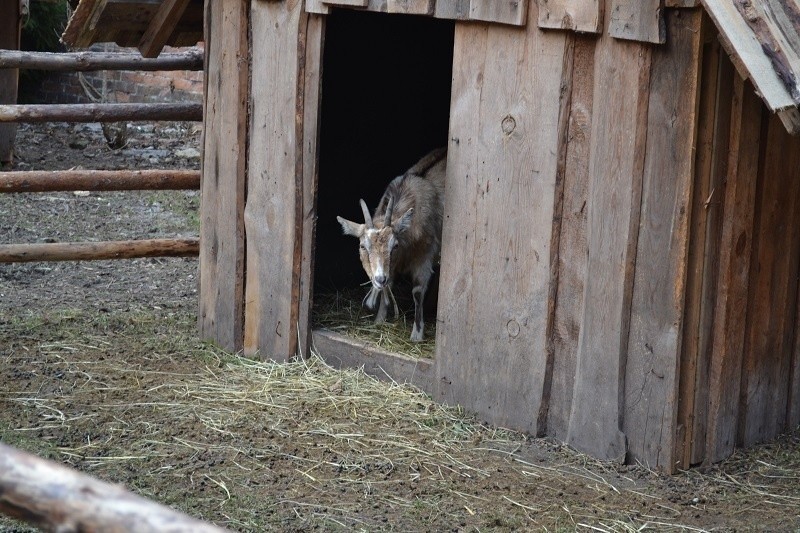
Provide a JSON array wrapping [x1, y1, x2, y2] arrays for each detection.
[[0, 238, 199, 263], [0, 169, 200, 193], [0, 0, 21, 166], [0, 103, 202, 123], [0, 443, 228, 532]]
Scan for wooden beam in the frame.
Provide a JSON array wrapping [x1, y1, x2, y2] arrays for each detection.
[[0, 49, 204, 71], [0, 238, 199, 263], [537, 0, 602, 33], [608, 0, 665, 44], [322, 0, 368, 6], [468, 0, 529, 26], [0, 169, 200, 193], [138, 0, 192, 58], [387, 0, 434, 15], [0, 103, 202, 123], [0, 443, 227, 533]]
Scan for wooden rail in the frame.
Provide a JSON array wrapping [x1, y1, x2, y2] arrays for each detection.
[[0, 443, 228, 532], [0, 169, 200, 193], [0, 49, 203, 71], [0, 238, 199, 263], [0, 103, 202, 123]]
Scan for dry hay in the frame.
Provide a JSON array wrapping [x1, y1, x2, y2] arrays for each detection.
[[1, 308, 799, 531], [313, 287, 436, 359]]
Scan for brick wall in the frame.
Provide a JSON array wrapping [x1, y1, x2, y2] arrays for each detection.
[[25, 44, 203, 105]]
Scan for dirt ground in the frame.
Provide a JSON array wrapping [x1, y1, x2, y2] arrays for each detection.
[[0, 122, 799, 532]]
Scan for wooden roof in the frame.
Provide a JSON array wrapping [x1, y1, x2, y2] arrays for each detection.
[[62, 0, 204, 58], [702, 0, 800, 132]]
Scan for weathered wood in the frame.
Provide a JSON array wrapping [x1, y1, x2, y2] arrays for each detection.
[[675, 29, 733, 469], [305, 0, 330, 15], [537, 0, 601, 33], [387, 0, 434, 15], [623, 9, 703, 472], [199, 0, 248, 352], [0, 0, 21, 165], [468, 0, 528, 26], [297, 15, 325, 356], [138, 0, 193, 58], [436, 7, 567, 435], [778, 107, 800, 135], [434, 0, 470, 20], [701, 0, 799, 118], [0, 238, 199, 263], [313, 330, 435, 392], [0, 49, 204, 71], [62, 0, 203, 49], [244, 0, 307, 359], [0, 169, 200, 193], [0, 443, 228, 533], [567, 12, 652, 462], [546, 35, 594, 442], [609, 0, 665, 44], [666, 0, 700, 7], [0, 103, 202, 123], [322, 0, 368, 6], [739, 110, 800, 446], [705, 75, 762, 464]]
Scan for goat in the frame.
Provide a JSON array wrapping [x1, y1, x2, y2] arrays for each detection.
[[336, 148, 446, 342]]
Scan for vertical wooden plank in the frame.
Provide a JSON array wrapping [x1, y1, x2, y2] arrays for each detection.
[[245, 0, 306, 359], [0, 0, 21, 165], [537, 0, 602, 33], [387, 0, 434, 15], [608, 0, 665, 44], [675, 27, 733, 469], [623, 9, 703, 472], [739, 111, 800, 446], [705, 75, 762, 464], [199, 0, 249, 352], [565, 26, 651, 462], [546, 35, 594, 441], [436, 6, 568, 435], [298, 15, 325, 356], [790, 279, 800, 430]]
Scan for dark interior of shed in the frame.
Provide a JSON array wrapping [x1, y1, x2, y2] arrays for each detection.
[[312, 8, 454, 342]]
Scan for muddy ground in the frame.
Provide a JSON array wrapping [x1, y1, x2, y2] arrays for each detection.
[[0, 122, 798, 532]]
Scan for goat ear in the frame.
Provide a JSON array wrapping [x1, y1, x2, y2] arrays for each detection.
[[394, 208, 414, 234], [337, 216, 364, 237]]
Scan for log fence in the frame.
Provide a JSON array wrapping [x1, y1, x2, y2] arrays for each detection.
[[0, 46, 203, 263]]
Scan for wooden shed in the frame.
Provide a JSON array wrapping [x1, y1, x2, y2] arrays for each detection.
[[63, 0, 800, 473]]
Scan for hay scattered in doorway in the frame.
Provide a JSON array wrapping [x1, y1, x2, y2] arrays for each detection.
[[312, 287, 436, 359]]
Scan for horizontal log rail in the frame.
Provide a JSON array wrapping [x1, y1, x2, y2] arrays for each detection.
[[0, 238, 199, 263], [0, 169, 200, 193], [0, 443, 228, 532], [0, 49, 204, 71], [0, 103, 202, 123]]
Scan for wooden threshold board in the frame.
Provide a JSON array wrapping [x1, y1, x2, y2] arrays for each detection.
[[311, 329, 435, 394]]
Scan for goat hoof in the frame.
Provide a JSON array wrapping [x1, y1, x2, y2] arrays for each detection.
[[410, 328, 423, 343]]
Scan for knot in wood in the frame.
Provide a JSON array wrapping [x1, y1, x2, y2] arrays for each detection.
[[501, 114, 516, 135], [506, 319, 520, 338]]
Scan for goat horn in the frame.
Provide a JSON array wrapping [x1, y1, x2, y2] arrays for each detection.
[[384, 197, 394, 227], [359, 199, 373, 229]]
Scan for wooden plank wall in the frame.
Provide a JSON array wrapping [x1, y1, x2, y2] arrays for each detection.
[[435, 4, 568, 435], [245, 0, 320, 359], [199, 0, 249, 352]]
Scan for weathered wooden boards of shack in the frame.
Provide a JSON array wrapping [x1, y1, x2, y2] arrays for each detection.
[[200, 0, 800, 472]]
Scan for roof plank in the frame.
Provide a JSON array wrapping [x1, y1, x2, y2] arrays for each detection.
[[138, 0, 192, 58], [608, 0, 665, 44], [702, 0, 799, 112], [537, 0, 602, 33]]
